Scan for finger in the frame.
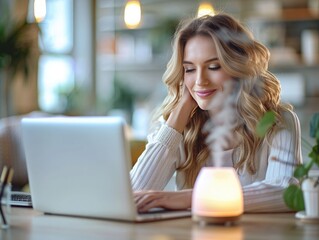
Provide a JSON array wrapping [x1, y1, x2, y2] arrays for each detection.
[[134, 195, 144, 205], [135, 192, 158, 207], [133, 190, 154, 202], [138, 197, 163, 213], [134, 190, 157, 197], [136, 193, 164, 212]]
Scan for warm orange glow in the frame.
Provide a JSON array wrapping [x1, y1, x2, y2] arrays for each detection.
[[34, 0, 46, 23], [197, 2, 215, 17], [192, 225, 243, 240], [124, 0, 141, 29], [192, 167, 243, 222]]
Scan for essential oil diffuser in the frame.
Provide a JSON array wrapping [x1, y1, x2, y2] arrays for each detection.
[[192, 167, 243, 224]]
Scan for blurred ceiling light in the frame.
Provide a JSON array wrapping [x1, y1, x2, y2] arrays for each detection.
[[197, 2, 215, 17], [124, 0, 142, 29]]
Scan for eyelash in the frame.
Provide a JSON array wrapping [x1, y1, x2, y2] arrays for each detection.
[[184, 66, 221, 73], [185, 69, 195, 73], [209, 66, 221, 70]]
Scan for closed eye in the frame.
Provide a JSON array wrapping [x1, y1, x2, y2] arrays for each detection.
[[208, 65, 221, 71], [185, 68, 195, 73]]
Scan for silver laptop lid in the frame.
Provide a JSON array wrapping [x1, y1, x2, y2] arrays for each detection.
[[21, 116, 138, 221]]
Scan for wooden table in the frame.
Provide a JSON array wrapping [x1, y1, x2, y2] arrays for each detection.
[[1, 207, 319, 240]]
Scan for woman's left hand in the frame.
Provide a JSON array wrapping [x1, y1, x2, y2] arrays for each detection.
[[133, 189, 193, 212]]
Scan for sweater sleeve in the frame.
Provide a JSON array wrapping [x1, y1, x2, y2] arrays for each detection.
[[130, 122, 183, 190], [243, 111, 302, 212]]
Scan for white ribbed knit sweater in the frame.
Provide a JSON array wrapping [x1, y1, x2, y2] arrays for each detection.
[[130, 110, 302, 212]]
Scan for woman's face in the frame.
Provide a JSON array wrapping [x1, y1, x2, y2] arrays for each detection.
[[183, 35, 232, 110]]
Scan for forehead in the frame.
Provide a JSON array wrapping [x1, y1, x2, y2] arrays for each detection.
[[183, 35, 217, 60]]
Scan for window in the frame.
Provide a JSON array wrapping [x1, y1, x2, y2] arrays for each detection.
[[38, 0, 74, 113]]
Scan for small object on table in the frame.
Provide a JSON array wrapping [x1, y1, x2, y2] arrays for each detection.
[[0, 166, 14, 229]]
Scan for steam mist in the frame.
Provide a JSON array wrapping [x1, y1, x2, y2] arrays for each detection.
[[205, 79, 239, 167]]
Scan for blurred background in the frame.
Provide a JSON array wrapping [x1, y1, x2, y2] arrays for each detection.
[[0, 0, 319, 140], [1, 0, 318, 190]]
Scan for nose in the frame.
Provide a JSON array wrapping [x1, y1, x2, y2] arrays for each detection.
[[195, 69, 209, 86]]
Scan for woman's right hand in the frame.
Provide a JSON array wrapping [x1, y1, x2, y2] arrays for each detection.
[[180, 83, 198, 114], [134, 189, 192, 212], [166, 84, 198, 133]]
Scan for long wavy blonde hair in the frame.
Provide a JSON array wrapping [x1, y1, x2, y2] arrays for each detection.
[[154, 13, 292, 188]]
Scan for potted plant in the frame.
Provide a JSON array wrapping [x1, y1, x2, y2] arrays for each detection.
[[256, 111, 319, 218], [0, 2, 39, 118], [283, 113, 319, 216], [257, 112, 319, 216]]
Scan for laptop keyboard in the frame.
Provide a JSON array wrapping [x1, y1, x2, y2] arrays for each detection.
[[2, 191, 33, 207]]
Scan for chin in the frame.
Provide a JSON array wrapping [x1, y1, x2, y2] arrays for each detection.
[[195, 98, 214, 111], [197, 103, 210, 111]]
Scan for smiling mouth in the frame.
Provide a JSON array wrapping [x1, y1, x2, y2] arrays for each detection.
[[195, 89, 216, 98]]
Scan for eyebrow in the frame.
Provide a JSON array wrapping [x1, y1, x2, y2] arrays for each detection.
[[182, 57, 219, 64]]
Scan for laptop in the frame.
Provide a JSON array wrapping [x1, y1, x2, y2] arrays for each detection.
[[21, 116, 191, 222], [1, 191, 33, 207]]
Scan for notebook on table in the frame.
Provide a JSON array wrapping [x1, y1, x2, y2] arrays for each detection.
[[21, 116, 191, 222]]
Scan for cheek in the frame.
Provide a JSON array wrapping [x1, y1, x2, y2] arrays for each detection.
[[213, 72, 232, 84], [184, 77, 195, 93]]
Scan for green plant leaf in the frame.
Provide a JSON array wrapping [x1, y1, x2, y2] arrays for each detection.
[[283, 112, 319, 212], [293, 165, 307, 179], [256, 111, 275, 137], [283, 185, 305, 211], [309, 147, 319, 164], [313, 154, 319, 166], [310, 112, 319, 140]]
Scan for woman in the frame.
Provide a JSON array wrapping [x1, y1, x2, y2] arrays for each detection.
[[130, 13, 302, 213]]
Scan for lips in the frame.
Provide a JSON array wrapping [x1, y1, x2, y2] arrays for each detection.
[[195, 89, 216, 98]]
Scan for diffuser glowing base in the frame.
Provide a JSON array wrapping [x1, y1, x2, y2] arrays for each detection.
[[192, 167, 244, 225], [193, 214, 242, 225]]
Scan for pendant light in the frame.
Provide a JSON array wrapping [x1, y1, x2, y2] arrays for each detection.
[[124, 0, 142, 29], [197, 2, 215, 17]]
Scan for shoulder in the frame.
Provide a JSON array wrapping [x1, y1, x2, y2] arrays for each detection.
[[281, 109, 300, 125], [279, 109, 301, 135], [269, 109, 301, 147], [266, 109, 302, 163]]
